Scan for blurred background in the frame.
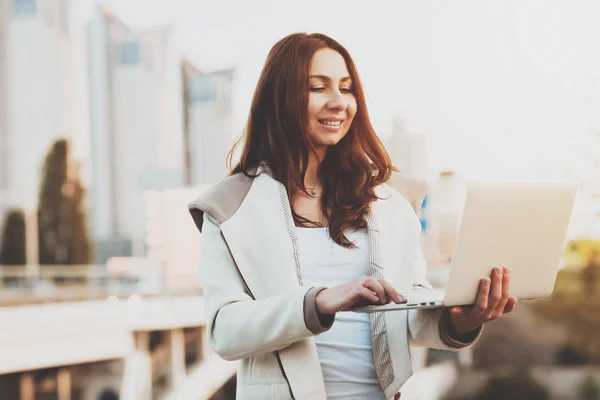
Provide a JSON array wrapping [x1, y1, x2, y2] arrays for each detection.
[[0, 0, 599, 399]]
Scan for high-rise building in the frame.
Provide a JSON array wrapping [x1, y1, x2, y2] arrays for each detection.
[[87, 6, 184, 261], [0, 0, 73, 222], [181, 59, 234, 186]]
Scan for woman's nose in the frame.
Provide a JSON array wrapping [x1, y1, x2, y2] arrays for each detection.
[[326, 91, 347, 111]]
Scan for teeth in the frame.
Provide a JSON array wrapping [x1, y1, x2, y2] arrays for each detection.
[[319, 120, 342, 126]]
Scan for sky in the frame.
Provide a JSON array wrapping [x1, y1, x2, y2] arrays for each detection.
[[71, 0, 600, 182]]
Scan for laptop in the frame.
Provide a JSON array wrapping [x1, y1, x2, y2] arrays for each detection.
[[353, 181, 578, 313]]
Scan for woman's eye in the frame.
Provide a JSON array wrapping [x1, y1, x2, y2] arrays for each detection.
[[310, 86, 352, 94]]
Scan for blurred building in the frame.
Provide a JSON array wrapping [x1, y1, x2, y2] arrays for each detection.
[[385, 118, 430, 181], [568, 131, 600, 239], [87, 6, 185, 262], [0, 0, 73, 223], [0, 1, 7, 223], [144, 186, 208, 290], [427, 171, 467, 266], [181, 60, 234, 186], [384, 119, 443, 262]]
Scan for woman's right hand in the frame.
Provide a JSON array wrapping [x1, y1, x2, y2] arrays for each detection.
[[315, 276, 408, 315]]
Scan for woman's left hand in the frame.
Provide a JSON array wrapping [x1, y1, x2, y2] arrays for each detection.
[[448, 267, 518, 335]]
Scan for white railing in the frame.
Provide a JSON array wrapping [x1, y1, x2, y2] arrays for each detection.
[[0, 295, 206, 375], [0, 264, 202, 306]]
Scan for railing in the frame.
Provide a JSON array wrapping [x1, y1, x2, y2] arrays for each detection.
[[0, 264, 203, 306], [0, 262, 451, 307]]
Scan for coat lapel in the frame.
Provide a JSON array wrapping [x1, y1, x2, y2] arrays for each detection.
[[219, 168, 327, 398], [219, 172, 300, 299], [366, 183, 427, 391], [365, 188, 396, 389]]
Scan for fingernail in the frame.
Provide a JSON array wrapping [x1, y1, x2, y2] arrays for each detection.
[[484, 279, 491, 287], [504, 268, 510, 276], [496, 268, 502, 275], [397, 295, 407, 303]]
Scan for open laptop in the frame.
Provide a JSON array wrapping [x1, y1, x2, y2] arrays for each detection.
[[353, 181, 578, 313]]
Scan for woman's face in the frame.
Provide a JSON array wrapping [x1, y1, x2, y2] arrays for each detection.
[[306, 48, 357, 153]]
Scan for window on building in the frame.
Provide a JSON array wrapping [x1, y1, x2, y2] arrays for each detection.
[[120, 41, 140, 66], [0, 140, 7, 191], [141, 44, 153, 73], [42, 1, 54, 27], [59, 0, 69, 34], [13, 0, 36, 16], [189, 76, 216, 103]]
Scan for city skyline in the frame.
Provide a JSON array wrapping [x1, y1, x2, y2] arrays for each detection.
[[1, 0, 598, 248], [0, 0, 73, 221], [84, 4, 235, 260], [70, 0, 600, 183], [0, 0, 238, 261]]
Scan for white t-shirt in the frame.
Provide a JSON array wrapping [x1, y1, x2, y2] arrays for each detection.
[[296, 226, 387, 400]]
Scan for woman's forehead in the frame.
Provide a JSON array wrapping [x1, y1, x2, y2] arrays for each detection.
[[309, 48, 350, 79]]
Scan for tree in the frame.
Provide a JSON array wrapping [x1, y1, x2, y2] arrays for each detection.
[[0, 209, 27, 265], [37, 139, 93, 266]]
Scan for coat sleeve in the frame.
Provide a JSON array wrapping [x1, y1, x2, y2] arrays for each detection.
[[198, 215, 334, 361], [407, 242, 482, 350]]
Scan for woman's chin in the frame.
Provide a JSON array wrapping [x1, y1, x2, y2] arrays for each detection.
[[316, 139, 341, 149], [317, 133, 347, 147]]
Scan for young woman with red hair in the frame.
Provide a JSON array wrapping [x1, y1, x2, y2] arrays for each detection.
[[189, 32, 516, 400]]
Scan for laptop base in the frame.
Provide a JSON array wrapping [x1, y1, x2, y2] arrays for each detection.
[[352, 299, 445, 313]]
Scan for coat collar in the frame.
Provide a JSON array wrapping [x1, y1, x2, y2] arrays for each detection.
[[220, 165, 326, 397]]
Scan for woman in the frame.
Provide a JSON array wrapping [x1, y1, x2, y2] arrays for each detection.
[[188, 33, 517, 400]]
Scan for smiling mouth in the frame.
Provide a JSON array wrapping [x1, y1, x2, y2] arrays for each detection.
[[318, 119, 343, 126]]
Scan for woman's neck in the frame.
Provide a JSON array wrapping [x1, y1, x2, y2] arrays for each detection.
[[304, 149, 325, 188]]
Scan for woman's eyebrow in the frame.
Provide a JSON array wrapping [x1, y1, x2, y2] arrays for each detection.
[[309, 75, 352, 82]]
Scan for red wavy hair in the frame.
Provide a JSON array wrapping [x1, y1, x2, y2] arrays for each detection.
[[228, 32, 395, 247]]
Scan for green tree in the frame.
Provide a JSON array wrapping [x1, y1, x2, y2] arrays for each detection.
[[0, 209, 27, 265], [37, 139, 93, 266]]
